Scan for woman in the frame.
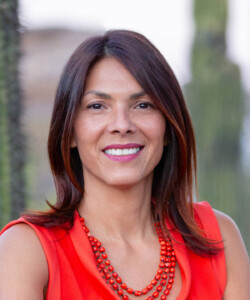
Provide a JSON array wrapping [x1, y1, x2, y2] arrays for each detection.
[[0, 29, 249, 300]]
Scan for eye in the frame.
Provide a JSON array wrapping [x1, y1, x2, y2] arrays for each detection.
[[135, 102, 155, 109], [87, 103, 103, 110]]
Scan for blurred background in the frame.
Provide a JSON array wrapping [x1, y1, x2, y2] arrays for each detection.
[[0, 0, 249, 252]]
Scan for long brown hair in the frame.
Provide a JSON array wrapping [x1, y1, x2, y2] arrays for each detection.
[[24, 29, 221, 256]]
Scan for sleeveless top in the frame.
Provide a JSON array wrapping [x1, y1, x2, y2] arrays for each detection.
[[0, 202, 226, 299]]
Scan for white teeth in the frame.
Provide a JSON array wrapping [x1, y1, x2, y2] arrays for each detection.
[[104, 147, 141, 156]]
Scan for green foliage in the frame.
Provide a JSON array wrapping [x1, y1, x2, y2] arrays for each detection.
[[186, 0, 249, 252]]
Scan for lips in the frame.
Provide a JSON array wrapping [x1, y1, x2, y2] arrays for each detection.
[[103, 143, 144, 150], [102, 143, 144, 161]]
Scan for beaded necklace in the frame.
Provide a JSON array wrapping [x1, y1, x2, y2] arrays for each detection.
[[80, 217, 176, 300]]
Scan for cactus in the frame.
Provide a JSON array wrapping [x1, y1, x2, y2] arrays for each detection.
[[186, 0, 249, 250], [0, 0, 26, 225]]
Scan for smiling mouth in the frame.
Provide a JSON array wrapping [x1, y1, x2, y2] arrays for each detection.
[[104, 147, 142, 156]]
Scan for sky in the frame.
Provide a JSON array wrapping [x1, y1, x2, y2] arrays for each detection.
[[19, 0, 250, 168], [19, 0, 250, 91], [19, 0, 195, 85]]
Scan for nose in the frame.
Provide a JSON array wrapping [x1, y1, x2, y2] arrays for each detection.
[[107, 106, 136, 136]]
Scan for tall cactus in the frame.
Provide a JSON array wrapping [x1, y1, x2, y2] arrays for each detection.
[[186, 0, 249, 250], [0, 0, 26, 224]]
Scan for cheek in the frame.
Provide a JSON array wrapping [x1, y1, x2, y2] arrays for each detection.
[[74, 117, 102, 144], [143, 116, 166, 143]]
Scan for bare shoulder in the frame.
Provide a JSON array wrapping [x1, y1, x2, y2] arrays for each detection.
[[0, 223, 48, 299], [213, 209, 250, 299]]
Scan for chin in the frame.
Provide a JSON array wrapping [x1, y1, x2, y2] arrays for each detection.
[[102, 172, 152, 189], [104, 177, 139, 187]]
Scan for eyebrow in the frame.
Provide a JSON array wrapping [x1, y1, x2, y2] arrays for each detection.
[[83, 90, 147, 100]]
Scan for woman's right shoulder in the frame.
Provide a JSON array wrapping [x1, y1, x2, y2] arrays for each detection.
[[0, 222, 48, 299]]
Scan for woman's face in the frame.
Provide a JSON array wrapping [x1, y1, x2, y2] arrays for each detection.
[[72, 57, 166, 188]]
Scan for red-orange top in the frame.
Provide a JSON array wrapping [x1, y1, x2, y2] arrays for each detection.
[[0, 202, 226, 299]]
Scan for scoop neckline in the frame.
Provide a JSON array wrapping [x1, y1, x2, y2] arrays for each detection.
[[74, 210, 189, 299]]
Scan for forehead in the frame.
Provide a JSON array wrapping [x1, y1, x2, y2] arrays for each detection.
[[84, 57, 143, 94]]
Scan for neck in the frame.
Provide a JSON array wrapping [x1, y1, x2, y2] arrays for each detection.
[[78, 176, 155, 242]]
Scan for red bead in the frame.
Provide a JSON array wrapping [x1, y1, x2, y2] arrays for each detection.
[[153, 291, 159, 298], [83, 226, 89, 233], [99, 247, 105, 252], [123, 296, 129, 300], [159, 262, 165, 268], [102, 253, 108, 259], [121, 283, 127, 289], [155, 274, 161, 280], [169, 273, 175, 278], [94, 253, 100, 258], [116, 277, 122, 283], [127, 288, 134, 294], [147, 284, 153, 290], [142, 288, 148, 294], [97, 258, 103, 264], [99, 263, 105, 269], [171, 262, 176, 267], [112, 272, 118, 278], [93, 246, 98, 252], [171, 257, 176, 262], [105, 260, 110, 266], [165, 262, 171, 268], [135, 291, 142, 296], [160, 280, 166, 286], [157, 269, 163, 274], [118, 290, 124, 295], [105, 274, 111, 279], [168, 278, 174, 284], [161, 250, 167, 256], [170, 267, 175, 273], [151, 279, 157, 285], [108, 266, 114, 272], [164, 268, 170, 273], [103, 269, 108, 274], [160, 241, 166, 245], [164, 289, 170, 295], [162, 274, 168, 279], [113, 284, 118, 290], [96, 241, 101, 247], [157, 285, 162, 292], [167, 284, 172, 289], [161, 296, 167, 300], [109, 279, 115, 284]]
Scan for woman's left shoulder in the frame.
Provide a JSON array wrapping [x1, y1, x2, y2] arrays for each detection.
[[213, 208, 248, 253], [212, 209, 243, 241], [212, 208, 250, 299]]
